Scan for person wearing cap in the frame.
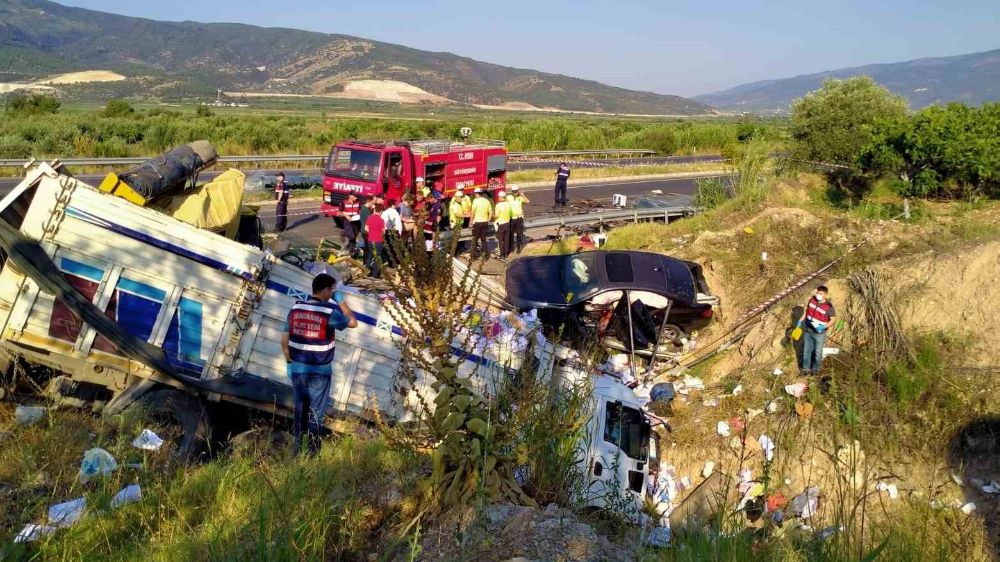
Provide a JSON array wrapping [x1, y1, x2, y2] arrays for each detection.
[[554, 163, 571, 208], [449, 190, 469, 253], [509, 185, 529, 253], [494, 191, 514, 259], [340, 193, 362, 255], [470, 188, 493, 259], [423, 191, 443, 255], [274, 172, 290, 232]]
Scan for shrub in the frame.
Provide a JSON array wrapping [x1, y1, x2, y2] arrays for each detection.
[[694, 177, 730, 209], [4, 93, 60, 115], [194, 105, 213, 117], [101, 98, 134, 118]]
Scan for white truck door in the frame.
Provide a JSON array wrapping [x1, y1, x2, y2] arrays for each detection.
[[586, 397, 651, 512]]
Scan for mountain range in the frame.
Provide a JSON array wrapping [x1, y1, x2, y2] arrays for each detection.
[[0, 0, 715, 115], [695, 49, 1000, 113]]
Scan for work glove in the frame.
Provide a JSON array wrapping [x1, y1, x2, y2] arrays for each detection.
[[796, 320, 802, 328], [333, 289, 346, 304]]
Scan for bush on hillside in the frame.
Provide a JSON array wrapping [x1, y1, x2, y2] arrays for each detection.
[[4, 93, 61, 115]]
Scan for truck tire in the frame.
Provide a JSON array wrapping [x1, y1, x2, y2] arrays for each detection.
[[659, 324, 686, 346], [131, 389, 212, 460]]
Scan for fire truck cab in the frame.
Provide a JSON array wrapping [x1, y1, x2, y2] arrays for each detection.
[[321, 139, 508, 216]]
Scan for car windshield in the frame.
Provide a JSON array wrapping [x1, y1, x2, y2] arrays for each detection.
[[562, 253, 600, 300], [326, 148, 380, 181]]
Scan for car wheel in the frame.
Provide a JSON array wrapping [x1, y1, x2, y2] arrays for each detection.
[[659, 324, 686, 346], [129, 389, 212, 460]]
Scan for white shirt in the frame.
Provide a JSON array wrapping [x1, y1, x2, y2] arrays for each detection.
[[381, 207, 403, 235]]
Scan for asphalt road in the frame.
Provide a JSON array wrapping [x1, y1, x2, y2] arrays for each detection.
[[0, 154, 722, 196], [258, 175, 711, 244]]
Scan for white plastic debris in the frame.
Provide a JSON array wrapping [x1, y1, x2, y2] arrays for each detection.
[[822, 347, 840, 358], [790, 486, 820, 518], [110, 484, 142, 508], [79, 448, 117, 483], [818, 525, 843, 540], [702, 461, 716, 478], [645, 526, 671, 547], [682, 376, 705, 390], [48, 498, 86, 528], [961, 502, 977, 515], [758, 435, 775, 462], [766, 399, 781, 413], [739, 468, 753, 483], [784, 383, 808, 397], [13, 524, 56, 543], [982, 481, 1000, 494], [951, 474, 964, 486], [716, 421, 731, 437], [680, 476, 692, 489], [702, 398, 719, 407], [15, 405, 47, 427], [732, 384, 743, 396], [876, 482, 899, 500], [132, 429, 164, 451], [772, 368, 783, 376]]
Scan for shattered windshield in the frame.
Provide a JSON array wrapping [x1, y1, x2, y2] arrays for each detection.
[[562, 253, 599, 301], [326, 148, 381, 181]]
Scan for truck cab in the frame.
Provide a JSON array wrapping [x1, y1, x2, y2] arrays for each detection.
[[321, 139, 507, 216]]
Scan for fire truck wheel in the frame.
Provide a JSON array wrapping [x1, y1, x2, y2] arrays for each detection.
[[131, 389, 213, 460]]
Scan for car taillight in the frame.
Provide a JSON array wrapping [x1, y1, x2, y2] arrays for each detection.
[[701, 308, 714, 318]]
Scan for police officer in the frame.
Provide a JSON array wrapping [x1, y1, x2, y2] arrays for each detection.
[[494, 191, 512, 259], [274, 172, 290, 232], [509, 185, 529, 253], [554, 163, 570, 207], [469, 187, 493, 259], [281, 273, 358, 456]]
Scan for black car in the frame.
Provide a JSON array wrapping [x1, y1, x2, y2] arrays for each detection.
[[505, 250, 717, 353]]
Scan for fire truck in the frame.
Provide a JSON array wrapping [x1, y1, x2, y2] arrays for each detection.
[[320, 138, 508, 216]]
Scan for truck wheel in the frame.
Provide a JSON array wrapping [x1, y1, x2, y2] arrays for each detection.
[[659, 324, 686, 346], [131, 389, 212, 460]]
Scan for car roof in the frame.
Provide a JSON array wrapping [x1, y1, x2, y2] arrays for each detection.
[[588, 250, 696, 303]]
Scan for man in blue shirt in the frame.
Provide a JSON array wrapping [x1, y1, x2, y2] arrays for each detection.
[[281, 273, 358, 456]]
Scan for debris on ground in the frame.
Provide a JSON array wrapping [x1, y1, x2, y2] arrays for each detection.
[[794, 401, 814, 419], [981, 481, 1000, 494], [13, 523, 57, 543], [110, 484, 142, 507], [789, 486, 820, 518], [14, 405, 47, 426], [758, 435, 775, 462], [48, 497, 86, 527], [784, 382, 808, 398], [78, 448, 117, 483], [702, 461, 716, 478], [132, 429, 164, 451], [644, 526, 672, 547], [717, 421, 731, 437], [876, 482, 899, 500], [961, 502, 977, 515]]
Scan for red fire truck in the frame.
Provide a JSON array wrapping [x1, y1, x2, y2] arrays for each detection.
[[321, 139, 508, 216]]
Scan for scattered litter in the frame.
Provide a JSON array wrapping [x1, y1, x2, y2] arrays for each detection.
[[13, 524, 56, 543], [794, 401, 814, 419], [731, 384, 743, 396], [729, 417, 745, 433], [702, 398, 719, 407], [680, 476, 692, 489], [48, 498, 86, 528], [746, 408, 764, 422], [818, 525, 843, 540], [876, 482, 899, 500], [766, 493, 788, 512], [784, 478, 792, 485], [784, 383, 808, 398], [739, 468, 753, 483], [650, 383, 676, 404], [645, 526, 671, 547], [982, 481, 1000, 494], [772, 368, 783, 376], [682, 376, 705, 390], [766, 399, 781, 413], [132, 429, 164, 451], [758, 435, 775, 462], [951, 474, 964, 486], [743, 227, 754, 235], [716, 421, 731, 437], [822, 347, 840, 358], [960, 502, 977, 515], [789, 486, 820, 518], [15, 405, 47, 427], [702, 461, 715, 478], [650, 189, 663, 195], [79, 448, 117, 483], [110, 484, 142, 508], [737, 482, 765, 510], [771, 510, 785, 525]]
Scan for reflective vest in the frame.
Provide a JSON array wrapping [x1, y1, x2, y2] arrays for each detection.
[[449, 198, 466, 228], [471, 197, 492, 224], [556, 167, 570, 184], [274, 181, 289, 202], [342, 200, 361, 222], [805, 297, 833, 326], [286, 298, 338, 365], [424, 202, 441, 234], [509, 196, 526, 219], [494, 201, 512, 225]]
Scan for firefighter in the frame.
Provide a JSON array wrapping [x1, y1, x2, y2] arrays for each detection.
[[509, 185, 529, 253], [797, 285, 837, 375], [554, 163, 570, 207], [340, 193, 362, 255], [423, 191, 443, 254], [274, 172, 290, 232], [494, 191, 513, 259], [470, 187, 493, 259], [281, 273, 358, 456], [449, 190, 469, 253]]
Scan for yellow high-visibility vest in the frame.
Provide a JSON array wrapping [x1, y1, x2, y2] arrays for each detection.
[[494, 201, 512, 225]]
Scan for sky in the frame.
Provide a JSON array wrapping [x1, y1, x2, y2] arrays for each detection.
[[60, 0, 1000, 97]]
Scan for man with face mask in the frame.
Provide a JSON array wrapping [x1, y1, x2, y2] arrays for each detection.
[[797, 285, 836, 375]]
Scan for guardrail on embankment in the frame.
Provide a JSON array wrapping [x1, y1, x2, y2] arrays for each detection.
[[0, 149, 659, 170]]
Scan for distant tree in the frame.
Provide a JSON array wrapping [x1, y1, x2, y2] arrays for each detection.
[[101, 98, 135, 117], [736, 115, 764, 143], [4, 93, 61, 115], [195, 105, 213, 117], [790, 77, 908, 167]]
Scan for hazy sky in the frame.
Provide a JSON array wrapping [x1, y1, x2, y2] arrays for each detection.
[[60, 0, 1000, 97]]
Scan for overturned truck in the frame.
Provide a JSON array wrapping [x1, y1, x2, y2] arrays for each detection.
[[0, 159, 652, 511]]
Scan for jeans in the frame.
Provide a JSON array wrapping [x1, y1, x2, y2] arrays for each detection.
[[554, 182, 568, 207], [367, 242, 384, 277], [344, 220, 360, 253], [800, 330, 827, 374], [291, 371, 332, 456]]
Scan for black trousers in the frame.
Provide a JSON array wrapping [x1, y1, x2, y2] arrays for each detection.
[[496, 222, 511, 258], [344, 220, 360, 252], [554, 182, 568, 207], [511, 217, 526, 253], [471, 222, 489, 258], [275, 200, 288, 232]]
